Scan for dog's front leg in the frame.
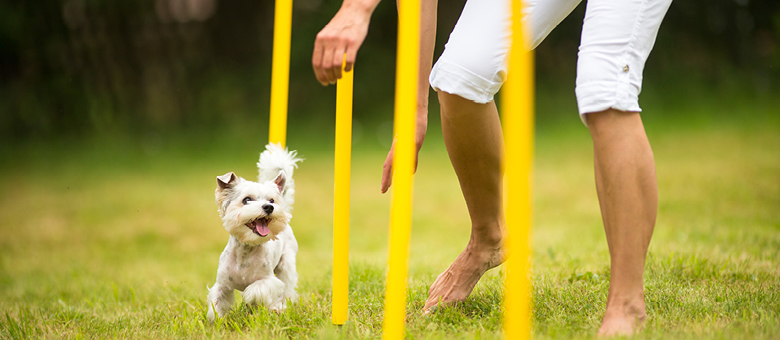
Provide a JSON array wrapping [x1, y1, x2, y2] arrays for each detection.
[[243, 276, 285, 312], [207, 283, 234, 323], [274, 248, 299, 307]]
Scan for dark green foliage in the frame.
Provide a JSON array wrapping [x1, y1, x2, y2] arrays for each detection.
[[0, 0, 778, 141]]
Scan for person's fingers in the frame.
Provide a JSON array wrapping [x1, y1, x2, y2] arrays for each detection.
[[315, 28, 341, 84], [321, 44, 337, 84], [331, 46, 346, 80], [314, 63, 329, 86], [344, 40, 359, 73], [312, 39, 328, 85], [381, 150, 393, 193], [413, 141, 424, 173], [413, 123, 426, 173], [381, 136, 424, 192]]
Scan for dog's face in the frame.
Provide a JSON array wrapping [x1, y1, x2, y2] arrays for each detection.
[[215, 172, 291, 245]]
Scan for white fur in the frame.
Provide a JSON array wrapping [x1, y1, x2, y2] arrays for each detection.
[[258, 143, 302, 209], [243, 276, 286, 310], [207, 144, 302, 323]]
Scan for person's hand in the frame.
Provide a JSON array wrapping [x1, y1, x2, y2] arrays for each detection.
[[381, 109, 428, 193], [312, 1, 377, 85]]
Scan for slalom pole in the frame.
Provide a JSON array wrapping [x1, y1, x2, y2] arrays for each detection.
[[268, 0, 293, 146], [501, 0, 534, 339], [381, 0, 420, 337], [332, 58, 353, 326]]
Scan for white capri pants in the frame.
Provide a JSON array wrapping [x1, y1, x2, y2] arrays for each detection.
[[429, 0, 673, 119]]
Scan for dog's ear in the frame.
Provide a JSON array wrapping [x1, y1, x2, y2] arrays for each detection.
[[217, 172, 237, 191], [273, 171, 286, 193], [216, 172, 238, 215]]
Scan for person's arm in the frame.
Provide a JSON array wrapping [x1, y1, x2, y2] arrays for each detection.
[[380, 0, 438, 193], [312, 0, 381, 85]]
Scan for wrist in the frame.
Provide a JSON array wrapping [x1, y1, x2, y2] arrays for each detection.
[[415, 119, 427, 145], [341, 0, 380, 16]]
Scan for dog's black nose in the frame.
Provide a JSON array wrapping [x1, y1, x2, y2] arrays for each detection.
[[262, 204, 274, 214]]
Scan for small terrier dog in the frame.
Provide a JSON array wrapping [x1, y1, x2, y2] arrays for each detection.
[[207, 143, 302, 322]]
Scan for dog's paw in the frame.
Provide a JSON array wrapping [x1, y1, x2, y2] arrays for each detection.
[[207, 309, 216, 323], [243, 277, 285, 309], [269, 299, 287, 313], [207, 303, 223, 323]]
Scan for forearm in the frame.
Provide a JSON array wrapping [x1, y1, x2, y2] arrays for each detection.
[[416, 0, 438, 139], [392, 0, 436, 144], [380, 0, 436, 191], [418, 0, 437, 108]]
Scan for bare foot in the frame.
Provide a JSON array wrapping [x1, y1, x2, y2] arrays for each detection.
[[597, 298, 647, 337], [423, 241, 505, 313]]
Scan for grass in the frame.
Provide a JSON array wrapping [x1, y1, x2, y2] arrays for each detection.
[[0, 95, 778, 339]]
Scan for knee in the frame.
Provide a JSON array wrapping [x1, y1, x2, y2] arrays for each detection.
[[430, 57, 506, 105], [585, 109, 644, 139], [438, 91, 492, 119], [438, 90, 467, 110]]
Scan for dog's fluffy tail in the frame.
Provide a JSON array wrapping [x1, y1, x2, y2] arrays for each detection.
[[258, 143, 302, 207]]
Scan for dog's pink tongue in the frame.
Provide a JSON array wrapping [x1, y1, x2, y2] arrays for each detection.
[[255, 219, 270, 237]]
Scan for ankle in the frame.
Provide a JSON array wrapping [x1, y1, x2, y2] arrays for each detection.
[[599, 290, 647, 336], [605, 294, 646, 319], [468, 221, 504, 250]]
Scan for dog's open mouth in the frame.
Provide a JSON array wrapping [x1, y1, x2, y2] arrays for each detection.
[[246, 218, 271, 237]]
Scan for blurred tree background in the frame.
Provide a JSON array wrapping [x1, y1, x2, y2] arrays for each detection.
[[0, 0, 778, 143]]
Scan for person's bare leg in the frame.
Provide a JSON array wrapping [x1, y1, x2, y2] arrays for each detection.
[[586, 109, 657, 336], [424, 91, 506, 312]]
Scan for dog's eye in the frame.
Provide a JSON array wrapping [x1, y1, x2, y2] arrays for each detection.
[[269, 199, 274, 204], [242, 197, 253, 205]]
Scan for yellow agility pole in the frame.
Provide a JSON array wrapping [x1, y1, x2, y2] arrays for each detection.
[[501, 0, 534, 338], [268, 0, 293, 146], [381, 0, 420, 337], [332, 58, 353, 326]]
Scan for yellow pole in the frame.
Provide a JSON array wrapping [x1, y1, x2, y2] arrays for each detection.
[[332, 59, 353, 325], [268, 0, 293, 146], [501, 0, 534, 339], [381, 0, 419, 337]]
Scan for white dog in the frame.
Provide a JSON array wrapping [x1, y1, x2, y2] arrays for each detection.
[[207, 143, 301, 322]]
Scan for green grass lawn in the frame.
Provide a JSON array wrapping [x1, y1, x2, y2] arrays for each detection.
[[1, 100, 778, 339]]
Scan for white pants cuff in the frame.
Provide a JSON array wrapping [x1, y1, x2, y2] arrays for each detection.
[[576, 81, 642, 116], [430, 58, 504, 104]]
